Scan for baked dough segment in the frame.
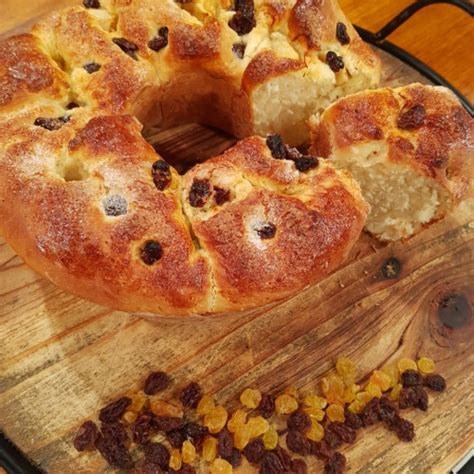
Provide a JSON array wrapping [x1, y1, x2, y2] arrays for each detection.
[[311, 84, 474, 241], [181, 137, 368, 310]]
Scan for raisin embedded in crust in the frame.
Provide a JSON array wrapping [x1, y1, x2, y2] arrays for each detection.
[[266, 134, 286, 159], [189, 179, 211, 208], [113, 38, 139, 60], [336, 22, 350, 45], [83, 0, 100, 8], [232, 43, 246, 59], [84, 62, 101, 74], [66, 102, 80, 110], [103, 195, 128, 217], [214, 187, 230, 205], [140, 240, 163, 265], [229, 0, 256, 35], [149, 27, 169, 52], [256, 223, 276, 240], [34, 116, 70, 131], [326, 51, 344, 72], [295, 156, 319, 172], [152, 160, 172, 191], [397, 104, 426, 130]]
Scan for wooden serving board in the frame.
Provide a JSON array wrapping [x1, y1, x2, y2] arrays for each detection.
[[0, 46, 473, 473]]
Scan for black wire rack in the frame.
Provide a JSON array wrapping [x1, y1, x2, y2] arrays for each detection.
[[1, 1, 473, 473]]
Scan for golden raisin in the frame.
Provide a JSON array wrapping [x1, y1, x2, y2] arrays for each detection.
[[262, 428, 279, 450], [122, 411, 137, 424], [320, 374, 344, 404], [240, 388, 262, 409], [398, 358, 417, 374], [204, 406, 228, 434], [343, 384, 360, 403], [336, 357, 357, 378], [247, 416, 269, 438], [303, 394, 327, 409], [365, 382, 383, 398], [234, 424, 251, 450], [389, 383, 403, 401], [348, 400, 363, 414], [303, 406, 325, 422], [197, 395, 215, 416], [129, 392, 147, 413], [227, 409, 247, 433], [417, 357, 436, 374], [306, 420, 324, 441], [382, 364, 400, 388], [284, 386, 299, 399], [169, 448, 182, 471], [150, 399, 183, 418], [182, 440, 196, 464], [275, 394, 298, 415], [202, 436, 218, 462], [355, 391, 372, 406], [369, 370, 392, 392], [210, 458, 233, 474], [326, 404, 345, 423]]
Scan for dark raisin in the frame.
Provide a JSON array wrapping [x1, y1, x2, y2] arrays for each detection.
[[166, 428, 185, 448], [258, 393, 275, 419], [286, 429, 310, 456], [287, 411, 311, 432], [73, 420, 98, 451], [140, 240, 163, 265], [326, 422, 356, 444], [284, 145, 302, 161], [99, 396, 131, 423], [397, 104, 425, 130], [34, 116, 70, 131], [310, 440, 333, 461], [378, 397, 398, 424], [67, 102, 80, 110], [180, 382, 202, 408], [361, 397, 380, 426], [266, 134, 286, 159], [323, 428, 342, 450], [95, 434, 132, 469], [224, 448, 242, 468], [324, 452, 346, 474], [113, 37, 139, 60], [413, 386, 429, 411], [260, 451, 284, 474], [134, 462, 163, 474], [149, 27, 169, 52], [181, 421, 209, 447], [336, 22, 350, 45], [103, 195, 128, 217], [173, 464, 196, 474], [131, 410, 155, 444], [228, 4, 256, 36], [401, 369, 423, 387], [399, 387, 418, 409], [295, 156, 319, 172], [243, 438, 264, 464], [143, 442, 170, 469], [217, 428, 234, 458], [256, 223, 276, 240], [274, 446, 292, 471], [83, 0, 100, 8], [144, 371, 171, 395], [394, 416, 415, 442], [232, 43, 246, 58], [326, 51, 344, 72], [151, 160, 172, 191], [291, 458, 308, 474], [214, 186, 230, 205], [101, 422, 128, 444], [84, 62, 101, 74], [423, 374, 446, 392], [344, 411, 363, 430], [152, 416, 184, 432], [189, 180, 211, 208]]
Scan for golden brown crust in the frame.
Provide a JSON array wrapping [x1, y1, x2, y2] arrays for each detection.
[[0, 0, 375, 316], [312, 84, 474, 203]]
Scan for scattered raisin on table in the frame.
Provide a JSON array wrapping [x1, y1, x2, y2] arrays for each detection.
[[274, 446, 292, 471], [378, 397, 398, 423], [174, 464, 196, 474], [167, 428, 185, 448], [323, 427, 342, 450], [99, 396, 131, 423], [144, 371, 171, 395], [243, 438, 265, 464], [101, 421, 128, 444], [398, 387, 418, 409], [291, 458, 308, 474], [326, 422, 356, 444], [326, 51, 344, 72], [143, 442, 171, 469], [336, 22, 350, 45], [361, 397, 380, 426], [423, 374, 446, 392], [394, 416, 415, 442], [131, 410, 155, 444], [182, 421, 209, 448], [217, 428, 234, 458], [324, 452, 346, 474], [224, 448, 242, 468], [287, 411, 311, 432], [397, 104, 426, 130], [152, 415, 184, 432], [73, 420, 98, 451], [310, 440, 333, 461], [401, 369, 422, 387], [286, 429, 310, 455], [412, 386, 429, 411], [95, 434, 132, 469], [259, 451, 284, 473], [344, 410, 363, 430], [258, 393, 276, 419]]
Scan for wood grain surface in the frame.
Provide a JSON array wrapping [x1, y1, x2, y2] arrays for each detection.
[[0, 2, 473, 473]]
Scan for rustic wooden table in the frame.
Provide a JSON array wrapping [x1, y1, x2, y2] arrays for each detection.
[[0, 1, 473, 474]]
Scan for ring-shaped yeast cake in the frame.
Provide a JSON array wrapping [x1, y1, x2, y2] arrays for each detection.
[[0, 0, 378, 316]]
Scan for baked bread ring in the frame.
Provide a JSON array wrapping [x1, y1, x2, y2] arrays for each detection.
[[0, 0, 373, 316], [310, 84, 474, 241]]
